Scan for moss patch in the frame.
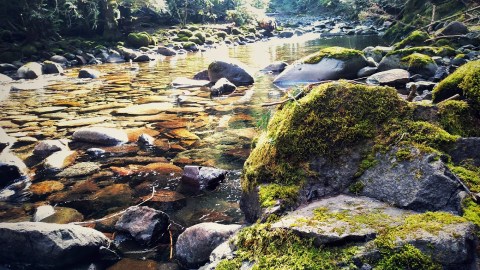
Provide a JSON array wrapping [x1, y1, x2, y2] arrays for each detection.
[[438, 100, 480, 137], [376, 244, 441, 270], [449, 165, 480, 193], [432, 60, 480, 104], [127, 32, 153, 48], [387, 46, 456, 58], [303, 46, 364, 64], [258, 184, 300, 208], [395, 30, 431, 50], [401, 53, 434, 68], [462, 198, 480, 228]]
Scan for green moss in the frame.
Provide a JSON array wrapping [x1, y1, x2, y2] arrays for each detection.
[[178, 29, 193, 37], [376, 244, 441, 270], [432, 60, 480, 104], [182, 42, 197, 49], [193, 31, 206, 43], [215, 31, 228, 39], [402, 121, 459, 149], [258, 184, 300, 208], [395, 30, 431, 50], [454, 54, 466, 60], [462, 198, 480, 228], [438, 100, 480, 137], [395, 147, 415, 161], [218, 224, 360, 270], [387, 46, 456, 58], [401, 53, 434, 68], [449, 165, 480, 193], [355, 153, 378, 178], [187, 36, 202, 45], [303, 47, 364, 64], [127, 32, 152, 48], [216, 260, 242, 270]]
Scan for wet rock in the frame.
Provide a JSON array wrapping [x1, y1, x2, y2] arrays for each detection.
[[43, 60, 64, 74], [157, 46, 177, 56], [50, 55, 68, 64], [279, 31, 294, 38], [33, 139, 70, 157], [406, 81, 437, 93], [78, 68, 101, 79], [0, 151, 28, 188], [106, 53, 125, 63], [447, 138, 480, 166], [273, 47, 367, 87], [0, 222, 109, 269], [211, 78, 236, 96], [434, 66, 450, 82], [208, 60, 254, 86], [115, 206, 170, 246], [33, 205, 55, 222], [133, 54, 150, 62], [137, 133, 155, 148], [262, 61, 288, 73], [0, 73, 13, 83], [366, 69, 410, 87], [32, 106, 68, 114], [357, 66, 378, 77], [56, 162, 101, 178], [30, 181, 64, 197], [17, 62, 43, 79], [176, 223, 241, 269], [193, 69, 209, 80], [171, 77, 210, 88], [0, 63, 18, 73], [180, 166, 227, 191], [72, 127, 129, 146], [142, 190, 187, 211], [115, 103, 174, 115], [169, 128, 200, 140], [75, 55, 87, 65], [41, 207, 84, 224], [44, 150, 77, 171], [438, 21, 469, 36], [358, 146, 464, 213], [57, 117, 110, 128]]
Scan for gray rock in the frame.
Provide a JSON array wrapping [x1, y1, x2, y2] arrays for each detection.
[[211, 78, 236, 96], [42, 60, 64, 74], [273, 53, 367, 87], [33, 139, 70, 157], [115, 206, 169, 246], [0, 63, 18, 72], [106, 53, 125, 63], [176, 223, 241, 269], [17, 62, 43, 79], [363, 46, 393, 63], [180, 165, 227, 191], [133, 54, 150, 62], [0, 151, 28, 188], [199, 241, 237, 270], [0, 74, 12, 83], [56, 162, 100, 178], [157, 46, 177, 56], [208, 61, 254, 86], [193, 69, 210, 80], [0, 222, 109, 269], [279, 31, 294, 38], [366, 69, 410, 87], [171, 77, 210, 88], [72, 127, 129, 145], [78, 68, 101, 79], [406, 81, 437, 93], [439, 21, 469, 36], [50, 55, 68, 64], [434, 66, 450, 82], [447, 138, 480, 166], [357, 66, 378, 77], [262, 61, 288, 73], [75, 55, 87, 65], [359, 146, 464, 213]]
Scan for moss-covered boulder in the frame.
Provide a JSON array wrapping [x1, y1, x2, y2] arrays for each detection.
[[273, 47, 368, 87], [438, 100, 480, 137], [127, 32, 153, 48], [394, 30, 431, 50], [400, 52, 438, 77], [432, 60, 480, 106]]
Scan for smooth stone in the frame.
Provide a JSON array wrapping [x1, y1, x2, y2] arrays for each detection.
[[0, 74, 13, 83], [208, 60, 254, 86], [262, 61, 288, 73], [50, 55, 68, 64], [211, 78, 236, 96], [157, 46, 177, 56], [56, 162, 101, 178], [366, 69, 410, 86], [44, 150, 77, 171], [171, 77, 210, 88], [115, 103, 174, 115], [72, 127, 129, 146], [180, 166, 227, 191], [78, 68, 101, 79], [42, 61, 64, 74], [41, 207, 84, 224], [17, 62, 43, 79], [0, 151, 28, 188], [57, 117, 110, 128]]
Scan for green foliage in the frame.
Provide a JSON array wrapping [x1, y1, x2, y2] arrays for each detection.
[[376, 244, 441, 270], [438, 100, 480, 137], [258, 184, 300, 208], [394, 30, 431, 50], [432, 60, 480, 105], [303, 46, 364, 64]]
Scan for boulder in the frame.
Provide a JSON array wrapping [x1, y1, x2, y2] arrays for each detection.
[[438, 21, 469, 36], [50, 55, 68, 65], [157, 46, 177, 56], [180, 166, 227, 191], [17, 62, 43, 79], [72, 127, 129, 145], [199, 241, 236, 270], [33, 139, 70, 157], [273, 47, 367, 87], [0, 73, 13, 83], [358, 146, 464, 213], [106, 52, 125, 63], [262, 61, 288, 73], [133, 54, 150, 62], [0, 222, 109, 269], [176, 223, 241, 269], [210, 78, 236, 96], [0, 151, 28, 188], [78, 68, 101, 79], [366, 69, 410, 87], [115, 206, 169, 246], [42, 60, 64, 74], [208, 61, 254, 86]]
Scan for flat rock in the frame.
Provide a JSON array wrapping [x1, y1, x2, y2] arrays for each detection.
[[115, 103, 174, 115], [44, 150, 77, 171], [57, 117, 110, 128], [72, 127, 129, 145], [0, 222, 109, 268], [171, 77, 210, 88], [366, 69, 410, 86], [56, 162, 101, 178], [31, 106, 68, 114]]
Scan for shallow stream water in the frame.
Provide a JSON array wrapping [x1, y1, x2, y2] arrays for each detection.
[[0, 33, 384, 268]]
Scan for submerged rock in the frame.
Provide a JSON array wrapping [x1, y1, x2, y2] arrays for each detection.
[[208, 60, 254, 86], [72, 127, 129, 145], [273, 47, 367, 87], [176, 222, 241, 269], [115, 206, 169, 246], [157, 46, 177, 56], [210, 78, 236, 96], [262, 61, 288, 73], [180, 165, 227, 191], [0, 222, 109, 269]]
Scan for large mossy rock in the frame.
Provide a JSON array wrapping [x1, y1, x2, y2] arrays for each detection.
[[241, 82, 465, 222], [0, 222, 109, 269], [273, 47, 367, 87], [217, 196, 477, 269], [432, 60, 480, 105], [127, 32, 154, 48]]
